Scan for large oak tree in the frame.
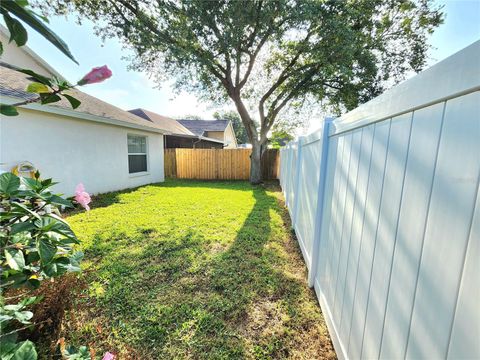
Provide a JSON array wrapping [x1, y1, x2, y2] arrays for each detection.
[[39, 0, 442, 183]]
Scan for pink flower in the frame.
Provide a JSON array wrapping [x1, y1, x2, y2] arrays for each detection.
[[101, 352, 115, 360], [75, 183, 91, 211], [77, 65, 112, 85]]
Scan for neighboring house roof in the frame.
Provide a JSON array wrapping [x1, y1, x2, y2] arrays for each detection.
[[0, 63, 167, 134], [177, 119, 230, 136], [128, 108, 225, 144], [128, 108, 195, 136]]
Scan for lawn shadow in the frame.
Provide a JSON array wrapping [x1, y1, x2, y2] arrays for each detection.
[[62, 182, 335, 359]]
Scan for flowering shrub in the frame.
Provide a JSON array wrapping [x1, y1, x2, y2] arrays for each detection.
[[0, 172, 85, 359]]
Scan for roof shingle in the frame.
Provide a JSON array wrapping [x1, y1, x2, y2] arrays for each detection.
[[0, 63, 167, 133], [128, 108, 194, 136], [177, 119, 230, 136]]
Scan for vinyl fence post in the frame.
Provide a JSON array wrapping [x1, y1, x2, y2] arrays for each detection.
[[284, 142, 294, 206], [308, 117, 334, 287], [292, 136, 305, 229]]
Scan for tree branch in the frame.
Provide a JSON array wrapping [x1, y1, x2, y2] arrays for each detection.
[[258, 30, 314, 126]]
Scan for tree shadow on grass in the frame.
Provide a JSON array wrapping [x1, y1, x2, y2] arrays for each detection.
[[62, 183, 335, 359]]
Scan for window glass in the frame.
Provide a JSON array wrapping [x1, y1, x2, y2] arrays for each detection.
[[128, 135, 146, 153], [127, 135, 147, 173]]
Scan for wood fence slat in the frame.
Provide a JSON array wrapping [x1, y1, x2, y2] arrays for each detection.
[[164, 148, 278, 180]]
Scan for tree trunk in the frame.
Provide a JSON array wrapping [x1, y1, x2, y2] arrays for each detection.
[[250, 141, 262, 184]]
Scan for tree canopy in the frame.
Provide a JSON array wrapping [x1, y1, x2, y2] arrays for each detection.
[[38, 0, 443, 182]]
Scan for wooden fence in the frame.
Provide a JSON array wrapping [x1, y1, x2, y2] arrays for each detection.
[[164, 148, 279, 180]]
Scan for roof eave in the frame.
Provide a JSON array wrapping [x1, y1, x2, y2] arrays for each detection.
[[198, 135, 225, 144], [167, 133, 225, 144], [1, 95, 168, 135]]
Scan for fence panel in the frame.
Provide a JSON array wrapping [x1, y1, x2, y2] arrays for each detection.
[[163, 149, 177, 178], [293, 131, 324, 266], [165, 148, 279, 180], [280, 41, 480, 360]]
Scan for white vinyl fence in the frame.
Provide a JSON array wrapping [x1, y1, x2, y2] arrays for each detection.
[[280, 41, 480, 360]]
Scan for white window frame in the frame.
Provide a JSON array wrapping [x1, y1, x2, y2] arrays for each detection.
[[127, 134, 149, 176]]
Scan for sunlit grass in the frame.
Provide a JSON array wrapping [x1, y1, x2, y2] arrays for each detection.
[[63, 180, 335, 359]]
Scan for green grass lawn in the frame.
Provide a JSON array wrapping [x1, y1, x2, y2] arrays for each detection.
[[61, 180, 335, 359]]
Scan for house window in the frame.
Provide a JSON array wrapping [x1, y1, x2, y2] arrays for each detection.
[[127, 135, 148, 173]]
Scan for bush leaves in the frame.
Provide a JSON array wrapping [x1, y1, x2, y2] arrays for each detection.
[[5, 248, 26, 271], [38, 239, 56, 264], [0, 104, 19, 116], [26, 82, 49, 94], [0, 173, 20, 195], [62, 94, 81, 109]]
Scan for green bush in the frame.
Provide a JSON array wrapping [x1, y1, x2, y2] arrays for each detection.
[[0, 172, 83, 359]]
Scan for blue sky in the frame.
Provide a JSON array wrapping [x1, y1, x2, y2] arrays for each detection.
[[18, 0, 480, 121]]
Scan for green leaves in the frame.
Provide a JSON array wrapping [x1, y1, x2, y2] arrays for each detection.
[[0, 173, 20, 196], [34, 217, 78, 243], [38, 238, 56, 263], [63, 94, 81, 109], [47, 194, 74, 208], [26, 82, 49, 94], [16, 69, 52, 86], [1, 172, 84, 358], [0, 165, 82, 360], [2, 11, 28, 47], [42, 257, 70, 277], [0, 104, 19, 116], [0, 340, 38, 360], [4, 248, 25, 271], [0, 0, 77, 64], [15, 341, 38, 360], [11, 222, 35, 235], [61, 345, 91, 360], [1, 171, 82, 287], [39, 93, 61, 105]]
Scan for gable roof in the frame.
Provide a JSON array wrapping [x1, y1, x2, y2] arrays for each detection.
[[128, 108, 194, 136], [177, 119, 230, 136], [0, 63, 168, 134], [128, 108, 226, 144]]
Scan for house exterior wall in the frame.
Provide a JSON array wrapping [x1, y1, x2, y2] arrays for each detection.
[[223, 124, 238, 148], [0, 31, 56, 77], [0, 108, 165, 196], [206, 128, 237, 149], [204, 131, 224, 142]]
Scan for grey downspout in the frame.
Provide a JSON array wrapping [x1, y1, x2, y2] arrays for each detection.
[[193, 137, 202, 148]]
